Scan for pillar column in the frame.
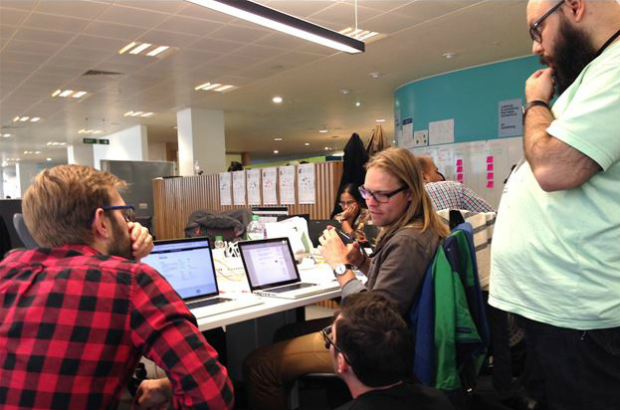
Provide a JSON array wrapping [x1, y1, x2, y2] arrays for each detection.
[[177, 108, 226, 176], [67, 144, 95, 167]]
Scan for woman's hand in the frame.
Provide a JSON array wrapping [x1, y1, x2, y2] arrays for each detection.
[[340, 202, 359, 222]]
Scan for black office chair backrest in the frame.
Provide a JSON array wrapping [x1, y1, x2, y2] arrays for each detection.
[[13, 213, 38, 249]]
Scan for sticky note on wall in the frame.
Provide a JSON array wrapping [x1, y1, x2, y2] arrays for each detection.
[[486, 181, 494, 188], [486, 156, 494, 163], [456, 158, 463, 166], [487, 172, 494, 180], [487, 163, 494, 171], [457, 173, 464, 182]]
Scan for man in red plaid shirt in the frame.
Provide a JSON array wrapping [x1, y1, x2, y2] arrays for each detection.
[[0, 165, 234, 410]]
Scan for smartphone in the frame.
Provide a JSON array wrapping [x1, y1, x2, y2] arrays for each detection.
[[335, 228, 356, 245]]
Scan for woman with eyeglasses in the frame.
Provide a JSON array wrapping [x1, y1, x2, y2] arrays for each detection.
[[243, 148, 449, 410], [334, 183, 371, 243]]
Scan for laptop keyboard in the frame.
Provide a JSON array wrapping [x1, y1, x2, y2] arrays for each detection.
[[187, 297, 231, 309], [270, 282, 314, 293]]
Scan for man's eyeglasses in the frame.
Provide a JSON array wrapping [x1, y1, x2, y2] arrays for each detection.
[[321, 326, 350, 364], [529, 0, 564, 44], [102, 205, 135, 222], [358, 185, 408, 204]]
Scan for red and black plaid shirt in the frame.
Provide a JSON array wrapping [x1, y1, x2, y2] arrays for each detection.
[[0, 245, 234, 410]]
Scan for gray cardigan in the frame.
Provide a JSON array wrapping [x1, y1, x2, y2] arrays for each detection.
[[342, 225, 441, 317]]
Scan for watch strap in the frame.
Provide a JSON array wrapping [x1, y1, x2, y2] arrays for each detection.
[[523, 100, 550, 123]]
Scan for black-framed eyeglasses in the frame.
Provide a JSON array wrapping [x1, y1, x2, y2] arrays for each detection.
[[321, 326, 350, 364], [102, 205, 135, 222], [529, 0, 564, 43], [358, 185, 408, 204]]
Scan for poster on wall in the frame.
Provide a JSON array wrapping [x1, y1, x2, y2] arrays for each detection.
[[219, 172, 231, 206], [233, 170, 246, 206], [297, 163, 316, 204], [247, 168, 261, 205], [498, 99, 523, 138], [413, 130, 429, 148], [262, 167, 278, 205], [279, 165, 296, 205], [429, 119, 455, 145], [399, 118, 414, 148]]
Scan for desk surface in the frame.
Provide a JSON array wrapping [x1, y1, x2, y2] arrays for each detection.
[[195, 263, 340, 331]]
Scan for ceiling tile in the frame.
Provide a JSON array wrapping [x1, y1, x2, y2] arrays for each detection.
[[393, 1, 472, 21], [229, 44, 287, 61], [210, 54, 263, 70], [83, 21, 148, 41], [187, 64, 240, 81], [359, 12, 419, 34], [275, 51, 326, 66], [3, 40, 63, 56], [171, 49, 222, 66], [254, 33, 309, 50], [22, 13, 92, 34], [55, 46, 110, 62], [176, 3, 236, 24], [188, 38, 246, 54], [114, 0, 187, 14], [309, 3, 378, 28], [69, 35, 127, 51], [207, 25, 271, 43], [0, 8, 29, 27], [267, 1, 335, 18], [0, 25, 18, 39], [0, 1, 37, 12], [96, 5, 169, 28], [34, 0, 110, 20], [0, 51, 50, 66], [11, 28, 76, 45], [155, 15, 225, 37], [297, 43, 339, 56], [137, 30, 201, 49]]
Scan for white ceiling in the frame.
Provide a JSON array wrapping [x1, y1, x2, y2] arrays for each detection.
[[0, 0, 532, 164]]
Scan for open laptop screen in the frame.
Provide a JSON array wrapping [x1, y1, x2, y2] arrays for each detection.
[[239, 238, 300, 289], [142, 238, 218, 300]]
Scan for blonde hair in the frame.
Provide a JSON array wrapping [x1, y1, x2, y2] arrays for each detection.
[[366, 148, 449, 243], [22, 165, 126, 247]]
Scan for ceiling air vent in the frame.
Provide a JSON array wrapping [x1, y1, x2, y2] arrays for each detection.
[[82, 69, 123, 77]]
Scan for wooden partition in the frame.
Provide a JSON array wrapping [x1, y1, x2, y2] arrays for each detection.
[[153, 161, 343, 240]]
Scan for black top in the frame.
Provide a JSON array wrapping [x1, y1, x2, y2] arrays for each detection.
[[335, 383, 454, 410]]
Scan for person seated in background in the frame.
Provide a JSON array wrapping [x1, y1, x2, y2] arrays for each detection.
[[418, 156, 495, 212], [334, 183, 371, 242], [228, 161, 244, 172], [329, 292, 454, 410], [243, 147, 449, 410], [0, 165, 233, 410]]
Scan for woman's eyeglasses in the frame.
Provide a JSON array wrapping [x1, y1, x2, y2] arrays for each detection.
[[358, 185, 407, 204], [101, 205, 136, 222]]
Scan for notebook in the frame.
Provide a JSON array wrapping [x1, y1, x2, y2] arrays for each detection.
[[142, 237, 262, 318], [238, 238, 340, 299]]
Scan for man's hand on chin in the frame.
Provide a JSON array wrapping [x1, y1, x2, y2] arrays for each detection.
[[129, 222, 153, 261]]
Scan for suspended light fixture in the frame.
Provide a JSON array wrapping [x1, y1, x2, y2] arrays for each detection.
[[184, 0, 365, 54]]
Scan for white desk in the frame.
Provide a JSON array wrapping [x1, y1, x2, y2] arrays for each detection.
[[195, 263, 341, 379]]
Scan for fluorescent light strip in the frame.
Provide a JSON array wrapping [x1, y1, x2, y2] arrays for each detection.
[[72, 91, 87, 98], [202, 83, 221, 90], [119, 42, 137, 54], [30, 117, 40, 122], [141, 112, 154, 117], [185, 0, 364, 54], [147, 46, 169, 57], [195, 82, 210, 91], [52, 89, 61, 97], [59, 90, 73, 97], [214, 85, 233, 92], [130, 43, 152, 55]]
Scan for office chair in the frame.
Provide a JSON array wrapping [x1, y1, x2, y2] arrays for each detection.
[[13, 213, 38, 249]]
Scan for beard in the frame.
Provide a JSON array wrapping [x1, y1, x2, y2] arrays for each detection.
[[108, 217, 133, 259], [542, 15, 598, 96]]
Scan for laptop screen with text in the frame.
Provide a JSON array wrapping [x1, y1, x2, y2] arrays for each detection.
[[142, 238, 218, 300], [240, 239, 300, 289]]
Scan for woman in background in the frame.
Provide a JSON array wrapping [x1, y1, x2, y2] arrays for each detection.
[[334, 183, 371, 242]]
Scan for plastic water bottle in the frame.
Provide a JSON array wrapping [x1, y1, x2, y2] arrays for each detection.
[[214, 235, 225, 249], [247, 215, 265, 240]]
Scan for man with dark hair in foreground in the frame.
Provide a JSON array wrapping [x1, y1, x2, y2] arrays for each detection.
[[325, 292, 453, 410]]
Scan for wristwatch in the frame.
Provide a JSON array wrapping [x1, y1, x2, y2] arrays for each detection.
[[333, 263, 354, 276], [522, 100, 550, 123]]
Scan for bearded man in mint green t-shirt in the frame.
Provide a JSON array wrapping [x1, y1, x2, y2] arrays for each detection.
[[490, 1, 620, 410]]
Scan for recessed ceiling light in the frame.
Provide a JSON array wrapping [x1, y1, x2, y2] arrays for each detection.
[[146, 45, 170, 57], [369, 72, 382, 79], [214, 85, 234, 92], [273, 150, 279, 154], [195, 82, 235, 92], [274, 137, 282, 141], [47, 141, 66, 146], [13, 116, 20, 122], [324, 146, 330, 151], [443, 52, 457, 59], [52, 89, 87, 98], [30, 117, 40, 122], [376, 119, 386, 123], [129, 43, 152, 55], [78, 129, 101, 135], [355, 101, 361, 107], [19, 117, 30, 122], [141, 112, 154, 117], [119, 42, 137, 54], [319, 128, 329, 134], [272, 96, 283, 104], [46, 158, 52, 162], [13, 116, 40, 122], [339, 89, 350, 95], [339, 27, 380, 42], [304, 142, 310, 146], [2, 134, 11, 138]]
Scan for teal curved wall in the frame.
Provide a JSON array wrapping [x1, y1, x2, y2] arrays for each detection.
[[394, 55, 543, 143]]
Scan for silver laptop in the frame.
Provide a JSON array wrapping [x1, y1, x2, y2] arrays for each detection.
[[142, 237, 262, 318], [238, 238, 340, 299]]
